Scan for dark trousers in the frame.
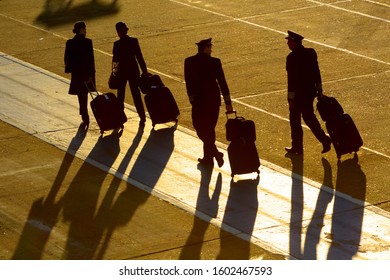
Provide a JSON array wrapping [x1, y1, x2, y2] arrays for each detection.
[[192, 104, 220, 159], [289, 98, 328, 150], [117, 76, 146, 121], [77, 91, 89, 123]]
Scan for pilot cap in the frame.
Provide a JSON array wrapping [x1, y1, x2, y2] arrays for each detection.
[[285, 30, 304, 42], [196, 38, 212, 48]]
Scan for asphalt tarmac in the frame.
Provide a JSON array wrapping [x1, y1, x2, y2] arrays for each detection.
[[1, 0, 389, 260]]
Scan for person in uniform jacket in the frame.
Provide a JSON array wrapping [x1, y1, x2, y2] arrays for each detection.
[[284, 30, 331, 155], [64, 21, 95, 128], [184, 38, 233, 167], [112, 22, 150, 125]]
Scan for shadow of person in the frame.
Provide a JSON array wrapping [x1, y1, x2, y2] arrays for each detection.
[[285, 152, 304, 259], [179, 164, 222, 259], [12, 125, 87, 259], [217, 176, 260, 259], [327, 154, 366, 259], [128, 125, 176, 189], [303, 158, 335, 259], [88, 125, 175, 259], [92, 125, 145, 259], [36, 0, 119, 27], [61, 130, 122, 259]]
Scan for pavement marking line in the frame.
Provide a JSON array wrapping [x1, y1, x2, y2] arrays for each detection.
[[1, 5, 390, 161], [308, 0, 390, 23], [0, 164, 58, 177], [1, 52, 390, 259], [169, 0, 390, 66], [364, 0, 390, 8], [4, 2, 389, 67], [233, 98, 390, 160], [234, 70, 390, 100]]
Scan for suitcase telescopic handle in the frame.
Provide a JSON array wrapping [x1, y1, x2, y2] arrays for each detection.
[[84, 80, 99, 99]]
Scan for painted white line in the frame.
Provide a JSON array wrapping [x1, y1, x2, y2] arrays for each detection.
[[1, 53, 390, 259], [233, 98, 290, 123], [364, 0, 390, 9], [233, 97, 390, 160], [235, 70, 390, 100], [1, 7, 390, 159], [307, 0, 390, 23], [0, 164, 58, 177], [169, 0, 390, 66], [0, 12, 68, 40]]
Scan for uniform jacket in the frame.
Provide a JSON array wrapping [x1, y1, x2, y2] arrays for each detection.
[[112, 35, 147, 79], [286, 45, 322, 101], [184, 53, 230, 107], [64, 34, 95, 95]]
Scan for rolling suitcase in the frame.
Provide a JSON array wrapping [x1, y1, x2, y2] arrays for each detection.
[[316, 95, 344, 122], [325, 114, 363, 159], [144, 86, 180, 127], [87, 82, 127, 134], [228, 139, 260, 178], [141, 75, 180, 127], [226, 110, 260, 178], [139, 74, 164, 94], [225, 111, 256, 142]]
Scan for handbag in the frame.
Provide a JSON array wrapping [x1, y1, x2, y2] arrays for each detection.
[[108, 72, 119, 89]]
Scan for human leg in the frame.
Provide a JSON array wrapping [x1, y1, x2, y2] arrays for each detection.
[[129, 78, 146, 123], [77, 91, 89, 126], [301, 102, 331, 153], [116, 79, 127, 111], [286, 103, 304, 154], [192, 105, 223, 166]]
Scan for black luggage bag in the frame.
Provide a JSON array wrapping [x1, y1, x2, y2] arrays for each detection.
[[226, 111, 260, 178], [144, 86, 180, 127], [228, 139, 260, 178], [139, 74, 164, 95], [140, 74, 180, 127], [225, 111, 256, 142], [87, 83, 127, 134], [325, 114, 363, 159], [317, 95, 344, 122]]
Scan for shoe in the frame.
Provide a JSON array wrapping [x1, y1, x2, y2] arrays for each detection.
[[198, 157, 214, 166], [321, 137, 332, 154], [215, 152, 224, 167], [284, 147, 303, 155]]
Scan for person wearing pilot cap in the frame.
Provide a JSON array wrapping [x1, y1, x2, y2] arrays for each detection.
[[284, 30, 331, 155], [184, 38, 234, 167], [64, 21, 95, 129], [112, 21, 150, 125]]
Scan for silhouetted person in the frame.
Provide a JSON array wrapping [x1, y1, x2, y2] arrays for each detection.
[[64, 21, 95, 129], [112, 21, 150, 125], [284, 30, 331, 155], [184, 38, 233, 167]]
